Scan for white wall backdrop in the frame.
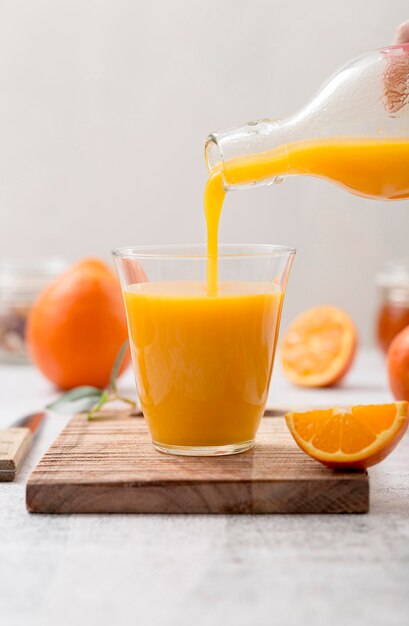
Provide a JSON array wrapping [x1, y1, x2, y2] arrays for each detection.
[[1, 0, 408, 345]]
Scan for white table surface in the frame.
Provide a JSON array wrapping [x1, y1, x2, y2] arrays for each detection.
[[1, 350, 408, 626]]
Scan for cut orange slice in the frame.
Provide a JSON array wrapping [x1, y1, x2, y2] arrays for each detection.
[[280, 306, 357, 387], [285, 402, 409, 469]]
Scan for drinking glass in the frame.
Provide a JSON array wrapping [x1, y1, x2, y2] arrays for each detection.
[[113, 244, 295, 456]]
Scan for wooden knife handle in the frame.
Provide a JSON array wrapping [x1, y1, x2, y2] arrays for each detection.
[[0, 428, 33, 482]]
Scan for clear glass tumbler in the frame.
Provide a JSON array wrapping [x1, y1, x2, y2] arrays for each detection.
[[113, 244, 295, 456]]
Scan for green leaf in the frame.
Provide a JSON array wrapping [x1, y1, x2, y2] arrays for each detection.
[[110, 339, 129, 394], [87, 390, 110, 420], [46, 386, 103, 415]]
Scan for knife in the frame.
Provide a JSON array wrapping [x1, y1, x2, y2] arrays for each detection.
[[0, 411, 45, 482]]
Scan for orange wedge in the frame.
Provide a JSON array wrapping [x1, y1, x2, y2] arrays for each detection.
[[285, 402, 409, 469], [280, 306, 357, 387]]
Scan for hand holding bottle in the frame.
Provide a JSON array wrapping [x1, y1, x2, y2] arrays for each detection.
[[394, 21, 409, 44], [384, 21, 409, 113]]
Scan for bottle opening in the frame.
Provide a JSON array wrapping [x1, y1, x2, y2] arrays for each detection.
[[205, 135, 222, 172]]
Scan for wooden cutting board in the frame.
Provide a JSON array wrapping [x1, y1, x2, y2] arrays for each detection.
[[26, 412, 369, 514]]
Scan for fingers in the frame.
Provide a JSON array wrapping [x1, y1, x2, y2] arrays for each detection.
[[394, 21, 409, 45]]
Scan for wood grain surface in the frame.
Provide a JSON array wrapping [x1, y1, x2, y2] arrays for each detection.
[[0, 427, 32, 481], [26, 412, 369, 514]]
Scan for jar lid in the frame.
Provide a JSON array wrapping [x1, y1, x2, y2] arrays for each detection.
[[0, 258, 67, 302], [376, 260, 409, 290]]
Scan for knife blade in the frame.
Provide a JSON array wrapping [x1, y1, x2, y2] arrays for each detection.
[[0, 411, 45, 482]]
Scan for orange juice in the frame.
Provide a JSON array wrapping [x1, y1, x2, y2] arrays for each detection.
[[120, 135, 405, 453], [124, 281, 282, 449], [222, 137, 409, 200], [204, 137, 409, 293], [204, 170, 225, 294]]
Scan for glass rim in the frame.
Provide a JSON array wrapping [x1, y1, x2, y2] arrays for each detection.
[[112, 243, 296, 260]]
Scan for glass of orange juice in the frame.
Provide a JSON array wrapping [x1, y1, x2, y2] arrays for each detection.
[[113, 244, 295, 456]]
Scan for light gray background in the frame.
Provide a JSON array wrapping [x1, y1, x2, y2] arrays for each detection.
[[1, 0, 408, 344]]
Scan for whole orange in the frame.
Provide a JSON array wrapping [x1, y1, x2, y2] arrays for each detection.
[[27, 258, 130, 389], [388, 325, 409, 400]]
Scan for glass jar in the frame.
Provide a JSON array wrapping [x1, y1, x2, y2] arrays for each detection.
[[376, 261, 409, 354], [0, 259, 67, 363]]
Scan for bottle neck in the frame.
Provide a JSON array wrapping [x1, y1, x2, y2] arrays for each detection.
[[205, 118, 294, 189]]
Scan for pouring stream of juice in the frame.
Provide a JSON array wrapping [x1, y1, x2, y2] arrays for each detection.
[[205, 136, 409, 293], [204, 169, 225, 294]]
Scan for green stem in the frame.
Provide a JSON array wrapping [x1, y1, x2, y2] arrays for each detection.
[[116, 395, 137, 407], [86, 392, 137, 420], [87, 390, 110, 420]]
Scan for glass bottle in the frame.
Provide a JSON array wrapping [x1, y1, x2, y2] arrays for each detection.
[[205, 43, 409, 200]]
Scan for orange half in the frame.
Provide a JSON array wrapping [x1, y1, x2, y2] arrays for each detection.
[[280, 306, 357, 387], [285, 402, 409, 469]]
